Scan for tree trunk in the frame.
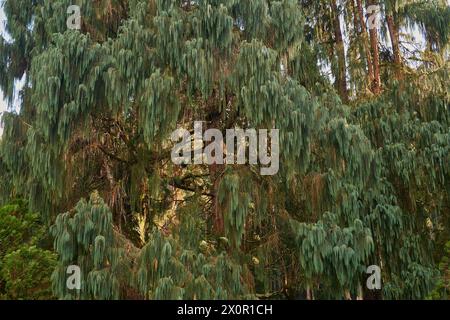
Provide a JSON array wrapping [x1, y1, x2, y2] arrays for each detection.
[[357, 283, 364, 300], [386, 13, 402, 79], [367, 0, 381, 94], [355, 0, 374, 88], [211, 163, 225, 234], [306, 286, 311, 300], [306, 285, 315, 300], [344, 289, 352, 300], [331, 0, 349, 102]]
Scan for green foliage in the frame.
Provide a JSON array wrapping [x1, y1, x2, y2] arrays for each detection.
[[1, 246, 56, 300], [402, 1, 450, 50], [0, 0, 448, 300], [0, 200, 45, 258], [0, 200, 56, 299], [49, 192, 253, 299], [136, 227, 253, 299], [50, 192, 130, 300], [429, 241, 450, 300], [290, 214, 373, 298]]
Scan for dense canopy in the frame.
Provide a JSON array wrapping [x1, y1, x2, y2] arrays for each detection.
[[0, 0, 449, 300]]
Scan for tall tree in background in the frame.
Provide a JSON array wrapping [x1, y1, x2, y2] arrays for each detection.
[[385, 1, 402, 77], [330, 0, 349, 102], [0, 0, 449, 300], [367, 0, 382, 93]]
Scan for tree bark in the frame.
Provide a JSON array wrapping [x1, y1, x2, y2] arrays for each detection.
[[367, 0, 381, 94], [331, 0, 349, 102], [386, 13, 402, 78], [355, 0, 375, 88], [210, 162, 225, 234], [357, 283, 364, 300], [345, 289, 352, 300]]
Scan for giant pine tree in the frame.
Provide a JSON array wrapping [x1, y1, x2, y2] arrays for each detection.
[[0, 0, 449, 299]]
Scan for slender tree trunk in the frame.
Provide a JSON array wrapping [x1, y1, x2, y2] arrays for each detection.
[[331, 0, 349, 102], [345, 289, 352, 300], [206, 117, 225, 235], [306, 285, 312, 300], [306, 285, 315, 300], [211, 163, 225, 234], [386, 13, 402, 78], [352, 0, 360, 33], [357, 283, 364, 300], [367, 0, 381, 94], [355, 0, 374, 88]]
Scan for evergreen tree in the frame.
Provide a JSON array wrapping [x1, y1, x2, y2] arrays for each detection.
[[0, 200, 56, 299], [0, 0, 448, 299]]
